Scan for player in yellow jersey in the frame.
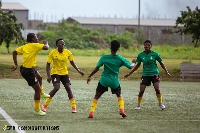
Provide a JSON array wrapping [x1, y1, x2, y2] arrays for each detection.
[[12, 33, 50, 116], [42, 38, 84, 113]]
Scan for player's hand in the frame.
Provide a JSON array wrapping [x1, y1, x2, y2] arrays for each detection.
[[79, 71, 84, 76], [12, 65, 18, 71], [47, 77, 52, 83], [132, 59, 136, 63], [124, 73, 130, 78], [87, 77, 91, 84], [43, 40, 48, 44]]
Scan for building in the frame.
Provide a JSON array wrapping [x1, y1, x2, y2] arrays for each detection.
[[1, 2, 191, 44], [2, 2, 29, 29], [67, 17, 191, 44]]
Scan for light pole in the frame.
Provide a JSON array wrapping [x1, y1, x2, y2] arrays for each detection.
[[138, 0, 141, 43], [138, 0, 140, 30]]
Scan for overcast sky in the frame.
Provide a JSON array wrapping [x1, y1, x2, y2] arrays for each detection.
[[2, 0, 200, 22]]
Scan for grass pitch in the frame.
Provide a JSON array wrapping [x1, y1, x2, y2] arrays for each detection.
[[0, 79, 200, 133]]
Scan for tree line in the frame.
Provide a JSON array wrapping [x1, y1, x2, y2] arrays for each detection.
[[0, 0, 200, 53]]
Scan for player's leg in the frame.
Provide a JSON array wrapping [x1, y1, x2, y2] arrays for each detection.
[[64, 83, 77, 113], [62, 75, 77, 113], [20, 66, 46, 116], [42, 74, 60, 112], [153, 75, 165, 110], [135, 76, 149, 110], [35, 70, 50, 98], [112, 86, 127, 118], [32, 83, 46, 115], [135, 85, 146, 110], [88, 82, 106, 118]]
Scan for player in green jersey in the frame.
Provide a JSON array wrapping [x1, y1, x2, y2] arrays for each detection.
[[124, 40, 170, 110], [87, 40, 135, 118]]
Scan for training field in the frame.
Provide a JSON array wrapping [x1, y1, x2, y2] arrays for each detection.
[[0, 79, 200, 133]]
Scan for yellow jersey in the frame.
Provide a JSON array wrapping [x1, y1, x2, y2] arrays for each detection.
[[16, 43, 44, 68], [47, 48, 74, 75]]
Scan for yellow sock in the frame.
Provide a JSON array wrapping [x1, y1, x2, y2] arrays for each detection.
[[156, 93, 162, 104], [89, 99, 98, 112], [44, 97, 52, 106], [137, 96, 142, 106], [34, 100, 40, 111], [40, 85, 44, 94], [118, 97, 124, 110], [70, 98, 76, 108]]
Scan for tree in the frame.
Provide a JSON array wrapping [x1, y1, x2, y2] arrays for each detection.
[[0, 1, 25, 53], [174, 6, 200, 47]]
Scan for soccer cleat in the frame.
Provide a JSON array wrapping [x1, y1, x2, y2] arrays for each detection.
[[41, 93, 50, 98], [159, 103, 165, 110], [42, 105, 47, 112], [88, 112, 94, 118], [34, 110, 46, 116], [135, 105, 141, 110], [72, 107, 77, 113], [119, 109, 127, 118]]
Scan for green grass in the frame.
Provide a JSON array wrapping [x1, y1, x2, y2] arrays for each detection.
[[1, 43, 200, 81], [1, 54, 200, 81], [1, 43, 200, 59], [0, 79, 200, 133]]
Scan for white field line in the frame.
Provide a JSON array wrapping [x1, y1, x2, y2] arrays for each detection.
[[0, 107, 26, 133]]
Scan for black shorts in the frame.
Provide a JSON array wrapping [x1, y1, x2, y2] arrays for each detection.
[[20, 66, 38, 86], [96, 82, 121, 94], [140, 75, 160, 86], [51, 74, 70, 85]]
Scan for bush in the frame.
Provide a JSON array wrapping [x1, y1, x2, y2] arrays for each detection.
[[39, 20, 137, 49]]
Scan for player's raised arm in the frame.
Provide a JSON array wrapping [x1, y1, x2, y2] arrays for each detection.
[[42, 40, 49, 50]]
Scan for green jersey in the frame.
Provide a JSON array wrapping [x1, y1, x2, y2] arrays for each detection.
[[136, 50, 162, 76], [97, 54, 131, 89]]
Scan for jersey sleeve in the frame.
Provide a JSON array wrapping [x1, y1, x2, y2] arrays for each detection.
[[67, 50, 74, 61], [120, 56, 131, 69], [15, 46, 24, 55], [155, 52, 162, 62], [35, 43, 44, 51], [96, 56, 104, 67], [46, 51, 53, 63], [136, 54, 142, 64]]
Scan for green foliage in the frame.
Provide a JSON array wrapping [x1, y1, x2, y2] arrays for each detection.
[[134, 28, 145, 44], [0, 0, 25, 53], [39, 19, 137, 49], [174, 6, 200, 47], [38, 31, 56, 47], [104, 31, 135, 49], [118, 31, 136, 48]]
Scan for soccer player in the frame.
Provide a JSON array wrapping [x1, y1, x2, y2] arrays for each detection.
[[124, 40, 170, 110], [87, 40, 135, 118], [12, 33, 50, 116], [42, 38, 84, 113]]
